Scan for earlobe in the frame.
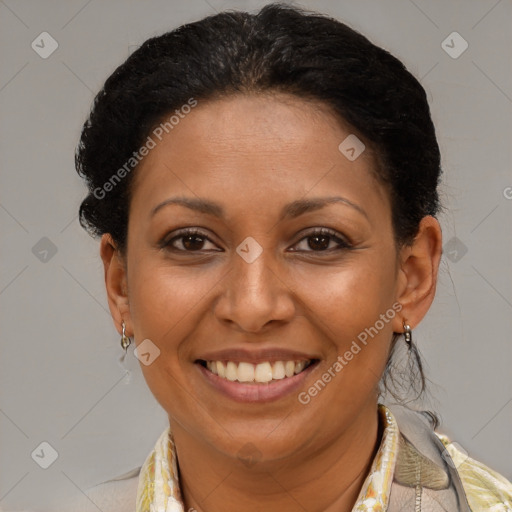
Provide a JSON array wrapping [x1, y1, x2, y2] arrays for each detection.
[[392, 216, 442, 333], [100, 234, 132, 336]]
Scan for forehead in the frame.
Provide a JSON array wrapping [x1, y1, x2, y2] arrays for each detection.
[[129, 93, 391, 223]]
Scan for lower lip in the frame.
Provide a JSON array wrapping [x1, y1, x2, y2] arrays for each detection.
[[196, 362, 319, 403]]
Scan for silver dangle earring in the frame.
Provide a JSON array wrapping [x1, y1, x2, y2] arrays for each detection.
[[118, 321, 132, 380], [403, 319, 412, 348], [120, 321, 132, 352]]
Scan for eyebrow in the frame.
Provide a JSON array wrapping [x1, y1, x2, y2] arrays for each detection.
[[150, 196, 369, 221]]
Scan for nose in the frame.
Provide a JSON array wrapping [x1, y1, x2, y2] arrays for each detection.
[[213, 247, 296, 334]]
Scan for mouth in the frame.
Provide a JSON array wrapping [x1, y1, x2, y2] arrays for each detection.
[[195, 358, 320, 403]]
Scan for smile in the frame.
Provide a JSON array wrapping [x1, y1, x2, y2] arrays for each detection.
[[199, 359, 315, 384]]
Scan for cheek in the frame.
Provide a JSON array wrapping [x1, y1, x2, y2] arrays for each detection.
[[126, 257, 228, 402], [126, 263, 203, 414], [295, 252, 397, 395], [297, 251, 397, 337], [128, 257, 215, 340]]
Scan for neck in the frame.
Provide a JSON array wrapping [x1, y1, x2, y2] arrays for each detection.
[[170, 401, 382, 512]]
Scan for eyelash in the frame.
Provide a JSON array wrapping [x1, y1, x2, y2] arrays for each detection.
[[160, 227, 353, 254]]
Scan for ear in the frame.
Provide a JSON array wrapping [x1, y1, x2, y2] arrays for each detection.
[[100, 233, 132, 336], [392, 216, 442, 333]]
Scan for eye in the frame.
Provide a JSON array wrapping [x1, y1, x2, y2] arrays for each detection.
[[160, 227, 352, 254], [160, 228, 220, 252], [291, 228, 352, 253]]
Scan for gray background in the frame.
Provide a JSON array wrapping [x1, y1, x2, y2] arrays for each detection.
[[1, 0, 511, 510]]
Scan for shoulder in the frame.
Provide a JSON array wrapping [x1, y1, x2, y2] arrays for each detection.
[[54, 467, 141, 512], [436, 433, 512, 511]]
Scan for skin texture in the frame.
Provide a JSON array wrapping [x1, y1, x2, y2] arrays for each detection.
[[100, 92, 442, 512]]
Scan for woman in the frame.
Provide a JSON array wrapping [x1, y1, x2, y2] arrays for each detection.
[[66, 3, 512, 511]]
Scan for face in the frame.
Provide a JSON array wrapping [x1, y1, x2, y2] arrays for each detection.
[[103, 92, 437, 464]]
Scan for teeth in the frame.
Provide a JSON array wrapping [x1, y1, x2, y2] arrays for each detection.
[[254, 362, 273, 383], [285, 361, 295, 378], [226, 361, 238, 381], [272, 361, 286, 380], [204, 359, 312, 383], [216, 361, 226, 378], [238, 362, 255, 382], [207, 361, 218, 375], [294, 361, 306, 374]]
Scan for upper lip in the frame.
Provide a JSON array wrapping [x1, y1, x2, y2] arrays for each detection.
[[196, 348, 320, 365]]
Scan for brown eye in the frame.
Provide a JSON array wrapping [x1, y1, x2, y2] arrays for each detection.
[[307, 234, 330, 251], [180, 234, 207, 251], [161, 228, 219, 252]]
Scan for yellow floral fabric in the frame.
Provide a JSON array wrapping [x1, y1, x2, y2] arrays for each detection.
[[437, 434, 512, 511], [352, 406, 399, 511], [135, 405, 512, 511]]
